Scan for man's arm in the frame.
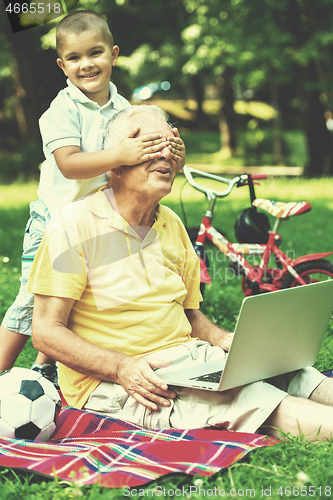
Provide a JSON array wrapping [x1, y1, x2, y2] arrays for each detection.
[[32, 294, 176, 410], [185, 309, 234, 352]]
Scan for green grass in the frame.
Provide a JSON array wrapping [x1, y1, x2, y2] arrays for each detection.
[[1, 176, 333, 499]]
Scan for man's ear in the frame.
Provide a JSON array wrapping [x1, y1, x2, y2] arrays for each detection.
[[57, 58, 68, 76], [112, 166, 123, 178]]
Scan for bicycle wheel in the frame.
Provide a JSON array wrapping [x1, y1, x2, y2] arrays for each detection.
[[282, 259, 333, 288], [241, 266, 282, 296]]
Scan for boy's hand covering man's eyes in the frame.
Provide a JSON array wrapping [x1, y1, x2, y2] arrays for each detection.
[[113, 126, 168, 166], [168, 127, 186, 172]]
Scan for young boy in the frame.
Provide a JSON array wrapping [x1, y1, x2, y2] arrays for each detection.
[[0, 10, 185, 387]]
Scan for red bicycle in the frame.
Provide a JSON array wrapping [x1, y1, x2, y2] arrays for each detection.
[[182, 165, 333, 296]]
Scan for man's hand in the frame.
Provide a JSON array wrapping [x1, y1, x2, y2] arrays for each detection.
[[185, 309, 234, 352], [111, 126, 169, 166], [116, 355, 176, 411], [168, 127, 186, 172], [214, 331, 234, 352]]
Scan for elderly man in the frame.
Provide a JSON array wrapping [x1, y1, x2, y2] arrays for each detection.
[[28, 105, 333, 441]]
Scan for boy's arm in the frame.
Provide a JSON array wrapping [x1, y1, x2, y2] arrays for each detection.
[[54, 131, 168, 180]]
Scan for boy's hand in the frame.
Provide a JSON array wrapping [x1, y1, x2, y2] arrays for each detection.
[[113, 126, 168, 166], [168, 127, 186, 172]]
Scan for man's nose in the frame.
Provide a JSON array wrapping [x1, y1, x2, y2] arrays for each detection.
[[159, 144, 172, 160]]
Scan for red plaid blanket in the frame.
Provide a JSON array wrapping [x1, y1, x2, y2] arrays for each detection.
[[0, 404, 278, 488]]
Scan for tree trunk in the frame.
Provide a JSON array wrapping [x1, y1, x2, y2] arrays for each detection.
[[304, 60, 327, 177], [217, 67, 236, 157], [285, 0, 332, 177], [270, 79, 283, 165], [11, 61, 29, 142], [191, 74, 206, 126], [8, 30, 42, 145], [1, 3, 63, 147]]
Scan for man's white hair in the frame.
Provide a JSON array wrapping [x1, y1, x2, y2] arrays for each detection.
[[104, 104, 170, 150]]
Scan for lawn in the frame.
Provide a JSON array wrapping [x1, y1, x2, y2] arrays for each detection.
[[0, 174, 333, 499]]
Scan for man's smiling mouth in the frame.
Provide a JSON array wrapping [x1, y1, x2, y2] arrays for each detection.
[[154, 168, 171, 175]]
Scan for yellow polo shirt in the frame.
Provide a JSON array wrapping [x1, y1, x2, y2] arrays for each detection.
[[27, 189, 201, 408]]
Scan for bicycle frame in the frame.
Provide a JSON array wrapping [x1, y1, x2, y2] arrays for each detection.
[[195, 214, 332, 295], [184, 165, 333, 295]]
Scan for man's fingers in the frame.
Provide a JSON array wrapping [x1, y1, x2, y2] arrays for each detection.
[[132, 368, 176, 405], [136, 386, 174, 408], [131, 392, 159, 411], [119, 357, 176, 410], [143, 369, 176, 400], [139, 365, 168, 391], [128, 382, 174, 410]]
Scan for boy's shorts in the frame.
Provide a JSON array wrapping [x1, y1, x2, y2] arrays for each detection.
[[2, 197, 50, 336], [83, 340, 325, 434]]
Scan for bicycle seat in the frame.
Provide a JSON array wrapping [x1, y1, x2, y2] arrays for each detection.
[[252, 199, 312, 218]]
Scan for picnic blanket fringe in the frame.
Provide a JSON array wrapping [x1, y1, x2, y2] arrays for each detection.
[[0, 404, 278, 488]]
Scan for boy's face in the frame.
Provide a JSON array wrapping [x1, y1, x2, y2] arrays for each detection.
[[57, 31, 119, 107]]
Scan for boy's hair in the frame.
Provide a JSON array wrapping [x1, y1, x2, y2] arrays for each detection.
[[104, 105, 170, 151], [56, 10, 114, 57]]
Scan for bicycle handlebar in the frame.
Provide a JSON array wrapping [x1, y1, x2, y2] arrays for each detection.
[[250, 173, 268, 180], [183, 165, 267, 199]]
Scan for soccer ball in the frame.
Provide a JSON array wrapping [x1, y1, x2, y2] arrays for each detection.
[[0, 367, 61, 441]]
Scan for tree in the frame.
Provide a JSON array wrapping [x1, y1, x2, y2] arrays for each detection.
[[2, 0, 333, 176], [179, 0, 294, 158], [180, 0, 333, 175], [277, 0, 333, 176], [0, 2, 67, 147]]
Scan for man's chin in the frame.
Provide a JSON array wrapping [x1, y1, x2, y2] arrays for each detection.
[[159, 181, 174, 199]]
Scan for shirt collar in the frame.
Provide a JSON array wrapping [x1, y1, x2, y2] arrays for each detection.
[[66, 79, 119, 109], [86, 189, 166, 240]]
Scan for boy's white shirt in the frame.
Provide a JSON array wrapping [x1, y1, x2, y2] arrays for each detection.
[[38, 79, 130, 214]]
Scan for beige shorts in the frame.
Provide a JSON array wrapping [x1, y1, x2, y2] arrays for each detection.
[[83, 340, 325, 433]]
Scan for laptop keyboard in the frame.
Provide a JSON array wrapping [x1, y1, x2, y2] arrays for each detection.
[[190, 370, 223, 383]]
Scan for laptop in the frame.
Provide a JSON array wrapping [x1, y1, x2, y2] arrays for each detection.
[[155, 280, 333, 391]]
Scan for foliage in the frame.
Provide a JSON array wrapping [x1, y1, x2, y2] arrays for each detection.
[[180, 127, 307, 171], [2, 0, 333, 176], [0, 145, 43, 183]]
